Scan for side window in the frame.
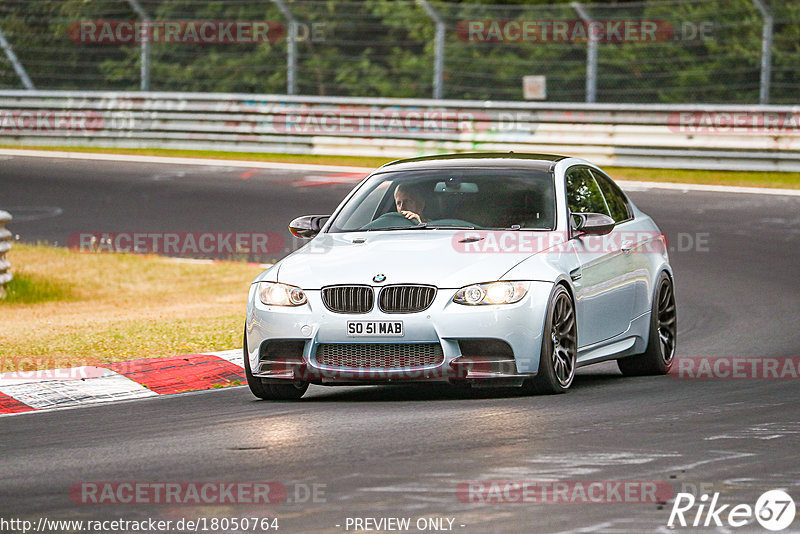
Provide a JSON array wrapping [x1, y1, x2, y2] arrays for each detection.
[[565, 167, 610, 216], [591, 170, 632, 223]]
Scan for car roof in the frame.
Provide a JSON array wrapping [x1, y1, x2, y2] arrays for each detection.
[[376, 152, 566, 173]]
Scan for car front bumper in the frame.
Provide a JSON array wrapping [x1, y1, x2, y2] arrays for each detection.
[[245, 281, 554, 385]]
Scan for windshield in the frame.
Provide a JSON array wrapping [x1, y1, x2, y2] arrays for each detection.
[[328, 168, 556, 233]]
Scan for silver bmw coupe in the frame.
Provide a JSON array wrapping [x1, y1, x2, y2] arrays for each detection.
[[244, 153, 676, 399]]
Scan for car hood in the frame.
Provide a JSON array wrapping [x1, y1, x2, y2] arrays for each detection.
[[268, 231, 556, 289]]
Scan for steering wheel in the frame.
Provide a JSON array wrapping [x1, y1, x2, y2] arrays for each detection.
[[361, 211, 419, 230]]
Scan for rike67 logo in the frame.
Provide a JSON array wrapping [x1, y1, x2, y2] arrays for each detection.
[[668, 489, 795, 531]]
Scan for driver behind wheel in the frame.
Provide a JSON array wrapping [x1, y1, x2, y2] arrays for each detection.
[[394, 183, 428, 224]]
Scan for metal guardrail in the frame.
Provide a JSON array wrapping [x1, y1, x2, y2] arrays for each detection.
[[0, 210, 12, 298], [0, 90, 799, 171]]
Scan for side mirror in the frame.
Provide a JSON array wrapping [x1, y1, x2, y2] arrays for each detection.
[[572, 212, 615, 236], [289, 215, 330, 239]]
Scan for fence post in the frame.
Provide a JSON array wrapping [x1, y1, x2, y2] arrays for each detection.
[[0, 22, 35, 90], [751, 0, 773, 105], [272, 0, 297, 95], [572, 2, 597, 103], [418, 0, 445, 99], [125, 0, 151, 91], [0, 210, 12, 298]]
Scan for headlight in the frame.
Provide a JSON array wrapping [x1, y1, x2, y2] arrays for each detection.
[[258, 282, 307, 306], [453, 281, 529, 305]]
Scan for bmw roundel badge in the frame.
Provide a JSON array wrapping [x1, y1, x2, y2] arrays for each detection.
[[373, 274, 386, 283]]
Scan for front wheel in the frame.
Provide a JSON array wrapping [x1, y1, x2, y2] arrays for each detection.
[[243, 330, 309, 400], [617, 272, 677, 376], [523, 285, 577, 395]]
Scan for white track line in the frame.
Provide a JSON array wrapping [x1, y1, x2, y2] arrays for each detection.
[[205, 349, 245, 369], [617, 179, 800, 197], [0, 367, 156, 410], [0, 352, 247, 416], [0, 148, 375, 173], [2, 148, 799, 196]]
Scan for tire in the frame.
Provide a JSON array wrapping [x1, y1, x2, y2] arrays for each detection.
[[523, 285, 577, 395], [243, 330, 309, 400], [617, 272, 677, 376]]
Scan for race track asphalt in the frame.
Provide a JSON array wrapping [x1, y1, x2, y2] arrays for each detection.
[[1, 155, 799, 533]]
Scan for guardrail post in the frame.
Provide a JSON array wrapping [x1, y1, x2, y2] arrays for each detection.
[[0, 211, 12, 298], [572, 2, 597, 103], [125, 0, 151, 91], [272, 0, 298, 95], [751, 0, 773, 105], [0, 22, 35, 90], [418, 0, 445, 99]]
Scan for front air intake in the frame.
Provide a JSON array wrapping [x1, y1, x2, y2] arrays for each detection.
[[315, 343, 444, 369]]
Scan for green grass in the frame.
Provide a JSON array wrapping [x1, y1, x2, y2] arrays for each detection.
[[3, 144, 799, 189], [2, 271, 75, 304], [0, 243, 264, 372], [7, 314, 246, 367], [606, 167, 800, 190]]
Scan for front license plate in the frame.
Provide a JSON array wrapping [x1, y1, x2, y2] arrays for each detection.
[[347, 321, 404, 337]]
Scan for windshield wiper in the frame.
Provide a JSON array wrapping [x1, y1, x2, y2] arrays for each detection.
[[500, 225, 549, 231], [365, 223, 477, 231], [365, 224, 428, 231], [367, 224, 478, 231]]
